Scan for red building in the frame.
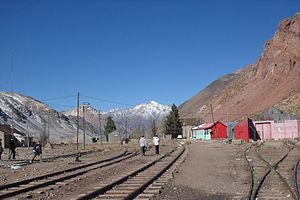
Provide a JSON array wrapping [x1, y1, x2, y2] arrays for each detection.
[[234, 118, 260, 143], [210, 121, 228, 139]]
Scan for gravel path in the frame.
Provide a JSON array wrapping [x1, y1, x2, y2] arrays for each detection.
[[154, 140, 250, 200]]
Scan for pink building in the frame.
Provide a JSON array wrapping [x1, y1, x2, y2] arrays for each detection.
[[254, 120, 298, 140]]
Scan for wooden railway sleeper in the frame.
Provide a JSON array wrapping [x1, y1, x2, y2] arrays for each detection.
[[75, 146, 184, 200], [0, 151, 135, 199]]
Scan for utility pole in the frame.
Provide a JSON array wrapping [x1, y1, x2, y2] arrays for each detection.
[[10, 52, 15, 138], [125, 119, 128, 140], [27, 123, 30, 148], [47, 109, 50, 144], [82, 102, 90, 150], [83, 105, 86, 150], [98, 110, 102, 143], [43, 118, 46, 146], [210, 103, 217, 139], [210, 104, 215, 124], [76, 92, 80, 151], [226, 93, 229, 123]]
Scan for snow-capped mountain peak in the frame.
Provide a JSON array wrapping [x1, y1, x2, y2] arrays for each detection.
[[106, 101, 171, 119], [65, 100, 171, 124]]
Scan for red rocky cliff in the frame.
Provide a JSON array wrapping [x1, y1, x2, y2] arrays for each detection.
[[179, 13, 300, 122]]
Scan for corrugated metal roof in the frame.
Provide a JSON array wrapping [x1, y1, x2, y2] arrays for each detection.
[[192, 123, 214, 130], [192, 121, 228, 130]]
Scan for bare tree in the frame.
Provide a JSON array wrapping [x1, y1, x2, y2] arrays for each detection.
[[149, 117, 157, 136]]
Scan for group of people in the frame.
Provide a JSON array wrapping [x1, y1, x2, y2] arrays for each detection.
[[139, 134, 160, 156], [0, 138, 42, 163], [1, 134, 159, 162]]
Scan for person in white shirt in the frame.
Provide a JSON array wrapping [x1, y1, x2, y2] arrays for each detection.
[[153, 134, 160, 155], [139, 136, 147, 156]]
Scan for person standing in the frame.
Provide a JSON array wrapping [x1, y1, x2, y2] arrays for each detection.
[[0, 139, 3, 160], [153, 134, 160, 155], [139, 136, 147, 156], [8, 138, 16, 160], [31, 141, 42, 163]]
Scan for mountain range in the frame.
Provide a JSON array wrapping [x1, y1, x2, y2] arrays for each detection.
[[63, 101, 171, 136], [0, 92, 171, 143], [179, 13, 300, 123]]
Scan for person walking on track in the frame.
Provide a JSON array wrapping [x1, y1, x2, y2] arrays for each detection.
[[0, 139, 3, 160], [8, 138, 16, 160], [30, 141, 42, 163], [153, 134, 160, 155], [139, 135, 147, 156]]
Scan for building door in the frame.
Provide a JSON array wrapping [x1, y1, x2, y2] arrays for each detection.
[[255, 123, 272, 140]]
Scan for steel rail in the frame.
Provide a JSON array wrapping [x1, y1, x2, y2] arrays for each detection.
[[250, 141, 298, 200], [290, 140, 300, 198], [124, 145, 185, 200], [244, 143, 272, 200], [295, 159, 300, 199], [244, 144, 255, 200], [3, 148, 106, 167], [0, 151, 136, 199], [74, 145, 184, 200]]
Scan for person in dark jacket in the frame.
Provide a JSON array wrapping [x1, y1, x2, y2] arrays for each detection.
[[0, 139, 3, 160], [30, 141, 42, 163], [8, 138, 16, 160]]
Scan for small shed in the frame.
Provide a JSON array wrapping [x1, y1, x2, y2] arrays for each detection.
[[192, 121, 227, 140], [210, 121, 227, 139], [234, 118, 260, 143], [192, 123, 213, 140]]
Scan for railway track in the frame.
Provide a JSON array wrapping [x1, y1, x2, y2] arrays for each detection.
[[243, 140, 300, 200], [0, 151, 137, 199], [0, 148, 105, 168], [70, 144, 185, 200]]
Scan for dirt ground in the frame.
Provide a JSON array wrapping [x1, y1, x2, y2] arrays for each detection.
[[0, 139, 177, 187], [0, 139, 251, 199], [154, 140, 250, 200], [0, 141, 140, 185]]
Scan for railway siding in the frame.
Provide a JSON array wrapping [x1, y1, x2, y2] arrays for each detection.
[[244, 140, 300, 200]]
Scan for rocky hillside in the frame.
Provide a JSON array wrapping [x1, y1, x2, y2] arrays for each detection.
[[179, 13, 300, 123], [0, 92, 98, 143]]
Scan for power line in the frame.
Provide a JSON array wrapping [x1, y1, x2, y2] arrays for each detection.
[[81, 94, 135, 107], [179, 110, 296, 117], [40, 94, 77, 102], [180, 110, 246, 116], [45, 102, 76, 110]]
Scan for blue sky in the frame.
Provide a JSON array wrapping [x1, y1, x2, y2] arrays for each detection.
[[0, 0, 299, 111]]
